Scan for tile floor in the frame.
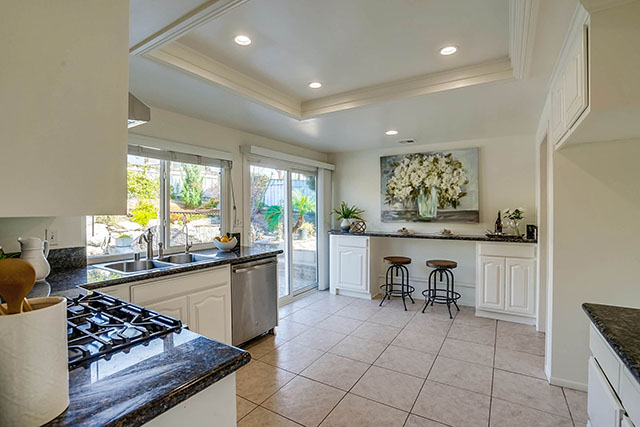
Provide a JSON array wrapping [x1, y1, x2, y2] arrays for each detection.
[[235, 291, 587, 427]]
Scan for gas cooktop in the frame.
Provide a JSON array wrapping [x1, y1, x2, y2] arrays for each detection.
[[66, 292, 182, 369]]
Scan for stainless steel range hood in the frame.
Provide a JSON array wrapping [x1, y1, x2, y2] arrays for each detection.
[[128, 93, 150, 128]]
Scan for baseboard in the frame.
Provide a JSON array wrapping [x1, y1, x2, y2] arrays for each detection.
[[548, 376, 588, 392], [475, 308, 536, 325], [334, 288, 374, 300]]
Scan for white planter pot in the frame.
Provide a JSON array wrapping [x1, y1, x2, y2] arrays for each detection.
[[340, 219, 351, 232]]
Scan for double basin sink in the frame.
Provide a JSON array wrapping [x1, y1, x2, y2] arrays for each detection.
[[100, 253, 218, 274]]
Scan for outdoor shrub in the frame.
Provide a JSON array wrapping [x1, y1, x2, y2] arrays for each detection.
[[180, 164, 204, 209], [131, 200, 158, 226], [204, 197, 219, 209], [128, 167, 159, 200]]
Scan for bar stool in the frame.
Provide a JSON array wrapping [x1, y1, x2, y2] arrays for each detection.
[[422, 259, 460, 319], [379, 256, 415, 311]]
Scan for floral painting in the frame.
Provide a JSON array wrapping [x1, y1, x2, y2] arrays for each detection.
[[380, 148, 479, 223]]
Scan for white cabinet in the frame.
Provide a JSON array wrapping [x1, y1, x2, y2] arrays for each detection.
[[0, 1, 129, 217], [476, 243, 536, 322], [588, 357, 624, 427], [130, 266, 232, 345], [549, 18, 589, 148], [478, 256, 505, 311], [505, 258, 536, 316], [330, 235, 374, 298], [98, 283, 131, 302]]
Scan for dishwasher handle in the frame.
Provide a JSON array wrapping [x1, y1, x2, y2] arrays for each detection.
[[233, 259, 276, 274]]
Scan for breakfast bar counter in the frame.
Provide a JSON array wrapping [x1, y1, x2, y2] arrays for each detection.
[[328, 229, 537, 243]]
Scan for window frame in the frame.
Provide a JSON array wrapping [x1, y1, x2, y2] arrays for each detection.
[[87, 151, 229, 264]]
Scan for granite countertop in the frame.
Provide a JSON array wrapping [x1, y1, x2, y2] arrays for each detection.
[[37, 246, 279, 425], [328, 230, 537, 244], [583, 303, 640, 384], [44, 246, 283, 296], [46, 330, 250, 426]]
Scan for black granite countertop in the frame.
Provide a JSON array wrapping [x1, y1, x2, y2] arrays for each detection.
[[45, 330, 250, 426], [36, 247, 277, 425], [328, 230, 537, 244], [583, 303, 640, 384], [44, 246, 282, 296]]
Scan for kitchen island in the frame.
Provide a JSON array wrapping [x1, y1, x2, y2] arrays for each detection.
[[41, 246, 282, 426]]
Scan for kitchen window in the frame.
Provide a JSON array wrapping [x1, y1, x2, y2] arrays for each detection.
[[86, 144, 230, 261]]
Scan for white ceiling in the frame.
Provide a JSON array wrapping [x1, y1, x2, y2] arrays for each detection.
[[129, 0, 579, 153], [178, 0, 510, 100]]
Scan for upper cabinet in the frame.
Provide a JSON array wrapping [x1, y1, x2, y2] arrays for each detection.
[[548, 2, 640, 149], [0, 1, 129, 217], [549, 12, 590, 148]]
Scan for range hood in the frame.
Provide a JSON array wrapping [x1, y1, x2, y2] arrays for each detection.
[[128, 93, 150, 128]]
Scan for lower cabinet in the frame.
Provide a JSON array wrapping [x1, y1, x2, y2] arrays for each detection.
[[476, 243, 537, 321], [128, 266, 232, 345], [329, 235, 373, 298]]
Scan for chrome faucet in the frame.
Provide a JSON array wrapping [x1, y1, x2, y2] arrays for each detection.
[[183, 223, 192, 253], [138, 229, 154, 260]]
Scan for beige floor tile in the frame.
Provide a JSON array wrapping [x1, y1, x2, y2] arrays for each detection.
[[320, 393, 407, 427], [490, 398, 573, 427], [439, 338, 494, 367], [492, 370, 570, 417], [447, 322, 496, 346], [379, 296, 421, 312], [279, 304, 301, 319], [496, 333, 545, 356], [413, 380, 490, 427], [235, 360, 296, 404], [305, 298, 353, 314], [263, 376, 345, 427], [238, 406, 301, 427], [404, 316, 453, 337], [274, 319, 311, 341], [563, 388, 588, 422], [244, 335, 286, 359], [260, 342, 324, 374], [427, 356, 493, 395], [315, 315, 364, 335], [334, 304, 380, 321], [404, 414, 448, 427], [374, 345, 436, 378], [237, 395, 257, 421], [290, 327, 347, 352], [494, 347, 545, 379], [454, 311, 496, 329], [287, 308, 331, 326], [300, 353, 370, 391], [497, 320, 544, 338], [367, 307, 415, 328], [351, 365, 424, 411], [329, 335, 388, 364], [350, 321, 402, 344], [420, 300, 461, 318], [391, 328, 445, 355], [348, 298, 384, 309]]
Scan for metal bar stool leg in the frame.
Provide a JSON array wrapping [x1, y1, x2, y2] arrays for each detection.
[[448, 269, 460, 312], [445, 269, 452, 319]]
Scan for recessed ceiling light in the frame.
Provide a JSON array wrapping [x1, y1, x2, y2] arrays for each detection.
[[234, 35, 252, 46], [440, 45, 458, 56], [385, 130, 399, 136], [308, 81, 323, 89]]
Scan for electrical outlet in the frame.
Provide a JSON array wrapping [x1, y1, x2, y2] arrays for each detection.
[[48, 229, 59, 246]]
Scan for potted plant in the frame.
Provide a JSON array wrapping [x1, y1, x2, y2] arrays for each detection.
[[115, 233, 133, 247], [298, 222, 315, 240], [331, 201, 365, 232], [503, 208, 525, 236]]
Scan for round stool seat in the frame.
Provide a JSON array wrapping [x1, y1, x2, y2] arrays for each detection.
[[426, 259, 457, 269], [384, 256, 412, 265]]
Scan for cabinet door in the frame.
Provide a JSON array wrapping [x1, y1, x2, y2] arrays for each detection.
[[549, 81, 566, 145], [563, 26, 588, 128], [188, 286, 232, 345], [588, 357, 624, 427], [505, 258, 536, 316], [145, 295, 189, 324], [335, 246, 369, 292], [478, 256, 505, 311]]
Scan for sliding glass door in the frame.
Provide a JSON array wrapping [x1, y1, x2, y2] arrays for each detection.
[[249, 164, 318, 299]]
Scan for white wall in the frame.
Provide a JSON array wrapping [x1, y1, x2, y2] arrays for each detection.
[[329, 135, 537, 305], [0, 217, 84, 253], [548, 138, 640, 389]]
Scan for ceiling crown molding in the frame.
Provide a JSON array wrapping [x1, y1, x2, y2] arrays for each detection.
[[130, 0, 249, 56], [579, 0, 636, 13], [509, 0, 540, 79]]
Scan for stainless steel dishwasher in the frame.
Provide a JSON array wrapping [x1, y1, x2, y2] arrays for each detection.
[[231, 257, 278, 346]]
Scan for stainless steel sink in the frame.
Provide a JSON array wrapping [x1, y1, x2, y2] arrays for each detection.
[[157, 253, 215, 264], [102, 260, 173, 273]]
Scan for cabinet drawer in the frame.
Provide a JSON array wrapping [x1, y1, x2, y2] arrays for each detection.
[[477, 243, 535, 259], [333, 235, 369, 248], [590, 325, 621, 390], [620, 367, 640, 427], [588, 357, 624, 427]]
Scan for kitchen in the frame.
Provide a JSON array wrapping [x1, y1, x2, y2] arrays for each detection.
[[1, 0, 639, 426]]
